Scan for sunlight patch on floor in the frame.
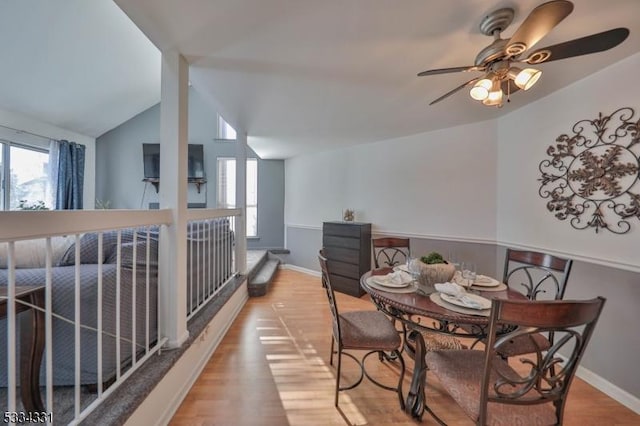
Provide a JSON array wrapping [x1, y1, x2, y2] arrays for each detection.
[[251, 302, 370, 425]]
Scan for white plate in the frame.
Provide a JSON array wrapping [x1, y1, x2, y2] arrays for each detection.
[[471, 275, 501, 287], [440, 292, 491, 310], [365, 277, 416, 293], [471, 282, 507, 292], [430, 293, 490, 317], [370, 272, 413, 288]]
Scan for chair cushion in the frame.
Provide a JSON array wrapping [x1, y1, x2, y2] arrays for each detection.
[[425, 350, 557, 426], [496, 332, 551, 357], [339, 311, 401, 350], [421, 331, 465, 351]]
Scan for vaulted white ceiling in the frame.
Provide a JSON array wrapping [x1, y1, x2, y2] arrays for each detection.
[[0, 0, 160, 139], [3, 1, 639, 159], [116, 0, 640, 158]]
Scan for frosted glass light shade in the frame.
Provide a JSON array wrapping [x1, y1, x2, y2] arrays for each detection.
[[470, 78, 492, 101], [482, 88, 503, 106], [514, 68, 542, 90]]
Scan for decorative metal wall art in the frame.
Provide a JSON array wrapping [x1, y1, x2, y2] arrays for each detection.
[[538, 107, 640, 234]]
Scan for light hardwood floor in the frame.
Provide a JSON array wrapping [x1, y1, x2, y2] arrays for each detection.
[[171, 269, 639, 425]]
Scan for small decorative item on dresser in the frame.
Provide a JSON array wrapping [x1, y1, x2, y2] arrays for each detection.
[[342, 208, 355, 222]]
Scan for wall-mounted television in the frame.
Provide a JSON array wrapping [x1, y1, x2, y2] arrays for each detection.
[[142, 143, 160, 178], [142, 143, 205, 179], [188, 144, 205, 178]]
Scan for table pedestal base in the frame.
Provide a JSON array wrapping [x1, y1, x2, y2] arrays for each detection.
[[404, 330, 426, 419]]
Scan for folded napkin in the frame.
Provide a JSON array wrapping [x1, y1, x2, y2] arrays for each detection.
[[435, 282, 488, 309], [374, 270, 413, 287], [434, 281, 466, 296]]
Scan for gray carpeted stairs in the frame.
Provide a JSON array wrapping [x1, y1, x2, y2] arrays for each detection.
[[247, 250, 283, 297]]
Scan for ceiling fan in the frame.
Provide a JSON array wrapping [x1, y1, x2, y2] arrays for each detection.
[[417, 0, 629, 107]]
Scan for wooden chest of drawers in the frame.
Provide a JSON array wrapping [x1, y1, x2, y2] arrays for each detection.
[[322, 221, 371, 297]]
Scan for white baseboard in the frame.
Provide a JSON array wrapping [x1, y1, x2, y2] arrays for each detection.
[[576, 364, 640, 414], [125, 281, 249, 426], [280, 263, 321, 277]]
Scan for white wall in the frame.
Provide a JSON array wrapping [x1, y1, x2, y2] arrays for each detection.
[[0, 107, 96, 208], [497, 52, 640, 271], [284, 56, 640, 405], [285, 120, 498, 240]]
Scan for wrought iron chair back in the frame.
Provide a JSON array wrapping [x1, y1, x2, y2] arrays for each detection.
[[318, 250, 405, 409], [479, 297, 605, 425], [372, 237, 410, 269], [503, 249, 573, 301], [319, 249, 341, 346], [424, 297, 605, 425]]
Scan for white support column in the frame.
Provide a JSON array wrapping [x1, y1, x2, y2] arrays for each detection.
[[158, 49, 189, 347], [235, 132, 248, 275]]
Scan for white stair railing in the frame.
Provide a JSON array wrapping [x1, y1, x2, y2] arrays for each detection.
[[185, 208, 242, 320]]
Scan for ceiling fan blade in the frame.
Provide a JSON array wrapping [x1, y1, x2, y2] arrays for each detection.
[[506, 0, 574, 56], [429, 78, 479, 105], [522, 27, 630, 64], [417, 65, 480, 77]]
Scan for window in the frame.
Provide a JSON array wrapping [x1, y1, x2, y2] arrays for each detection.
[[1, 142, 51, 210], [217, 115, 237, 140], [217, 158, 258, 237]]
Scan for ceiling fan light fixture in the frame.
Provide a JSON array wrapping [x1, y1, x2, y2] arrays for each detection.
[[418, 3, 630, 107], [470, 78, 493, 101], [482, 81, 503, 106], [513, 67, 542, 90]]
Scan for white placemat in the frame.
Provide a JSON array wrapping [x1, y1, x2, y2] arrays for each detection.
[[365, 277, 416, 293], [430, 293, 491, 317]]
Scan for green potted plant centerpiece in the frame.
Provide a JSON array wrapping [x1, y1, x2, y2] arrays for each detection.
[[415, 251, 456, 288]]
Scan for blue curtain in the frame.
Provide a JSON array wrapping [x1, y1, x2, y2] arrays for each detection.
[[55, 140, 85, 210]]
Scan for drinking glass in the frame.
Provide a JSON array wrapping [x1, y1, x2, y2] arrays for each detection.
[[461, 262, 476, 288], [448, 251, 461, 280], [406, 257, 420, 281]]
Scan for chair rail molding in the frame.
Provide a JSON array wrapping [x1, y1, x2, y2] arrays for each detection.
[[285, 223, 495, 245], [538, 106, 640, 234], [285, 224, 640, 272], [497, 240, 640, 274]]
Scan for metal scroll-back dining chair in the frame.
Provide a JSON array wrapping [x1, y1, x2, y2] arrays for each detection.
[[497, 248, 573, 358], [424, 297, 606, 426], [371, 238, 465, 353], [318, 251, 405, 409], [372, 237, 411, 269]]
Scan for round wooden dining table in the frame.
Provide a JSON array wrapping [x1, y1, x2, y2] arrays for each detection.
[[360, 268, 527, 419]]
